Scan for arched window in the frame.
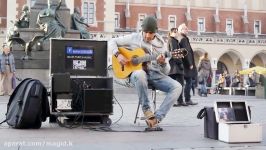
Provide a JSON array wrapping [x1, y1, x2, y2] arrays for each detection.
[[217, 61, 228, 75]]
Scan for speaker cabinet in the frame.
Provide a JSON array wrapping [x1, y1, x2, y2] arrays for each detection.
[[83, 89, 113, 113], [70, 77, 113, 114]]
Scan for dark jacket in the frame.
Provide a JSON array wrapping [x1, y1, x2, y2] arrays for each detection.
[[198, 58, 212, 81], [178, 34, 197, 78], [167, 36, 184, 75]]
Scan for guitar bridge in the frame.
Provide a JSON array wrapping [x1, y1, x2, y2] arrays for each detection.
[[121, 65, 124, 71]]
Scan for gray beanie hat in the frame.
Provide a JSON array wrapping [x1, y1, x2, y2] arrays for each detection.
[[141, 16, 158, 33]]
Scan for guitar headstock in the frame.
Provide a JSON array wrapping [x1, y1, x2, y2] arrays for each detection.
[[171, 48, 188, 59]]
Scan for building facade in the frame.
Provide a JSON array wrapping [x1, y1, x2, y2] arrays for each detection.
[[0, 0, 266, 86]]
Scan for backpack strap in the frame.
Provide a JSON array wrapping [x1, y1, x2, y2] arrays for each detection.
[[197, 108, 206, 119], [7, 78, 32, 107]]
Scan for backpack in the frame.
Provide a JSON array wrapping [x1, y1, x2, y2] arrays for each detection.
[[0, 78, 50, 129]]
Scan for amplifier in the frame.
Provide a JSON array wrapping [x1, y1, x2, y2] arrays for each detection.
[[83, 89, 113, 113], [52, 73, 71, 93]]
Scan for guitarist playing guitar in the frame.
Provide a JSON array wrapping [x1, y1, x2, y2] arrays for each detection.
[[109, 16, 183, 130]]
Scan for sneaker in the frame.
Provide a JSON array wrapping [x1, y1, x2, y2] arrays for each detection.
[[143, 110, 155, 119], [186, 100, 198, 105], [173, 102, 188, 107], [173, 104, 182, 107], [145, 118, 159, 128]]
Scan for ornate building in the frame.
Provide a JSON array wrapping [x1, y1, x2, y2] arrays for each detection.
[[1, 0, 266, 85]]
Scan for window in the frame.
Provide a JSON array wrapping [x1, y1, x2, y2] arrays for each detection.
[[226, 19, 234, 36], [254, 20, 261, 35], [82, 1, 95, 25], [83, 2, 89, 23], [136, 14, 146, 32], [138, 14, 146, 26], [88, 2, 95, 24], [114, 13, 120, 28], [197, 18, 205, 32], [168, 16, 176, 30]]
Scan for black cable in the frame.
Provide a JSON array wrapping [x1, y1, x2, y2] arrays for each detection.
[[56, 79, 86, 129], [110, 95, 123, 125], [85, 126, 146, 132]]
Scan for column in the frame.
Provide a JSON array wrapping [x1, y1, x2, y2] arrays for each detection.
[[185, 0, 192, 28], [104, 0, 115, 32], [242, 1, 249, 34], [213, 0, 220, 33], [125, 0, 130, 29], [211, 58, 218, 88], [156, 0, 161, 19]]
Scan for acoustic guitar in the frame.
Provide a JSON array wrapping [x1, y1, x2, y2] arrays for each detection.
[[112, 47, 187, 79]]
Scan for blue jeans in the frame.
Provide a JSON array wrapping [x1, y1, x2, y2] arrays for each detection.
[[130, 70, 182, 122], [200, 78, 207, 95]]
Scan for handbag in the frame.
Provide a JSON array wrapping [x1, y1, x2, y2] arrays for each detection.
[[12, 74, 16, 89], [207, 74, 212, 86]]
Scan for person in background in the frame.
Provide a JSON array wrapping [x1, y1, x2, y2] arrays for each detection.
[[0, 43, 16, 96], [246, 72, 256, 87], [191, 77, 196, 96], [109, 16, 182, 128], [197, 52, 212, 97], [231, 70, 241, 87], [224, 71, 231, 87], [217, 73, 225, 94], [177, 23, 198, 105], [258, 74, 264, 86], [251, 70, 258, 85], [167, 28, 187, 107]]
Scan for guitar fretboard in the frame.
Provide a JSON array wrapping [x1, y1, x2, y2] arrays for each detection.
[[131, 52, 171, 65]]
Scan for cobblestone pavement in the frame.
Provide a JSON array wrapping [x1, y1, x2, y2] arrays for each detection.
[[0, 87, 265, 150]]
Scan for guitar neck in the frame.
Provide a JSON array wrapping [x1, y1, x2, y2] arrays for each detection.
[[131, 52, 171, 65]]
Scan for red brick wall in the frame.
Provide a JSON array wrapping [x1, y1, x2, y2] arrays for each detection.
[[115, 5, 126, 28], [95, 0, 105, 31], [219, 11, 244, 33], [79, 0, 105, 31], [0, 0, 7, 28], [248, 12, 266, 34], [115, 5, 266, 34], [160, 7, 186, 29], [10, 2, 266, 34]]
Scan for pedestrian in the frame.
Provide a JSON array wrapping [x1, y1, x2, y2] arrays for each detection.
[[177, 23, 198, 105], [191, 77, 196, 96], [246, 72, 256, 87], [0, 42, 16, 96], [167, 28, 187, 107], [197, 52, 212, 97], [231, 70, 241, 87], [217, 73, 225, 94], [109, 16, 182, 128]]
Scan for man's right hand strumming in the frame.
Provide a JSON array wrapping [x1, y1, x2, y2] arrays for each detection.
[[116, 53, 129, 65]]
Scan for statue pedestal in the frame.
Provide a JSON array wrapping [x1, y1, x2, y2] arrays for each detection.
[[13, 29, 80, 69]]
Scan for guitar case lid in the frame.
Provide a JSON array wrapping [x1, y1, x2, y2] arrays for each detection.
[[214, 100, 251, 124]]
